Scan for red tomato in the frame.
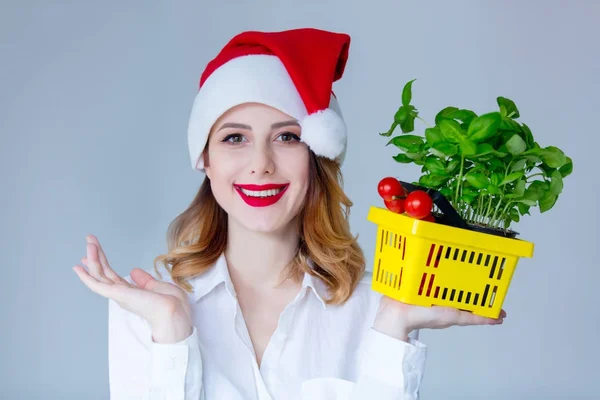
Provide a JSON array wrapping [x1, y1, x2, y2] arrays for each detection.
[[377, 177, 404, 200], [423, 213, 436, 222], [384, 197, 405, 214], [405, 190, 433, 219]]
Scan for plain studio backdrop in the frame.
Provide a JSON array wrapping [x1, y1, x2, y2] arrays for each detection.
[[1, 1, 598, 399]]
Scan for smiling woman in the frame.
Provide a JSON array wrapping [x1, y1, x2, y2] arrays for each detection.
[[73, 27, 505, 400], [156, 99, 365, 305]]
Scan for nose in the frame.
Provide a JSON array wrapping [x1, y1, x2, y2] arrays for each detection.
[[249, 143, 275, 176]]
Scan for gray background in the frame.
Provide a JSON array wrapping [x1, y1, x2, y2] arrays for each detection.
[[2, 0, 598, 399]]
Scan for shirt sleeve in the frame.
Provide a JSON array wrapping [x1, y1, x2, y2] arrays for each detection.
[[350, 328, 427, 399], [108, 298, 204, 400], [301, 328, 427, 400]]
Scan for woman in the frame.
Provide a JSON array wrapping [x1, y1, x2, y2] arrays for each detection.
[[73, 28, 505, 400]]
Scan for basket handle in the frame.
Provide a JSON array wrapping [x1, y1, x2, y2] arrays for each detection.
[[398, 180, 470, 230]]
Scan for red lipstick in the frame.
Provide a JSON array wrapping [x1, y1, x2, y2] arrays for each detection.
[[234, 183, 289, 207]]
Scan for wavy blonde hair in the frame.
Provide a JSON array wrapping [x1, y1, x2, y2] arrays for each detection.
[[153, 151, 366, 305]]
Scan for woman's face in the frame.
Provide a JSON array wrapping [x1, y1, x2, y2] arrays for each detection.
[[204, 103, 310, 234]]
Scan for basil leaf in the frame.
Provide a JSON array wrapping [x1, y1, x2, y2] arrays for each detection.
[[468, 112, 502, 142], [500, 171, 525, 186], [393, 153, 412, 163], [497, 96, 520, 118], [439, 119, 465, 143], [387, 135, 424, 150], [402, 79, 416, 107], [465, 173, 489, 189], [506, 134, 527, 155], [435, 106, 459, 125], [425, 127, 444, 145]]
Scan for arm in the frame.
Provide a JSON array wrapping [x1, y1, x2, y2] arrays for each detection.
[[348, 327, 427, 400], [301, 291, 506, 399], [300, 327, 426, 400], [108, 299, 204, 399]]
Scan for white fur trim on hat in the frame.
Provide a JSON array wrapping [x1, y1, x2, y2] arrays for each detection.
[[299, 108, 347, 160], [325, 94, 347, 164], [187, 55, 347, 171]]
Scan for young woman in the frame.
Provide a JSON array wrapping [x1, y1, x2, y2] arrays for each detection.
[[73, 28, 505, 400]]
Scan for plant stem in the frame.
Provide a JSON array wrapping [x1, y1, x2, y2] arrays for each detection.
[[490, 196, 505, 225], [505, 160, 513, 177], [477, 195, 484, 222], [484, 195, 494, 220], [454, 156, 465, 207], [495, 201, 513, 228], [415, 115, 432, 128]]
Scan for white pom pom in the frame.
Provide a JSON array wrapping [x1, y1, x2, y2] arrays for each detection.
[[299, 108, 347, 160]]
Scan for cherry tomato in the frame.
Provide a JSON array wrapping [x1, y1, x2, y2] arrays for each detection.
[[377, 177, 404, 200], [423, 213, 436, 222], [384, 197, 405, 214], [405, 190, 433, 219]]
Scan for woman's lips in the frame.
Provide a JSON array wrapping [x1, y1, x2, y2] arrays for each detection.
[[234, 184, 289, 207], [235, 183, 288, 191]]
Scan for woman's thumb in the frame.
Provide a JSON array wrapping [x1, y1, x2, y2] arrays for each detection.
[[130, 268, 185, 299], [130, 268, 155, 289]]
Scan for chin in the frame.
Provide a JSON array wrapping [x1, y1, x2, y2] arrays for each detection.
[[238, 216, 289, 234], [228, 205, 299, 234]]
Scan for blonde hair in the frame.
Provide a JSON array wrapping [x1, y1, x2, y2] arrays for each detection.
[[153, 151, 366, 305]]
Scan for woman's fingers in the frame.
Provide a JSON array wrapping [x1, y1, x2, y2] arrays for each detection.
[[81, 256, 131, 287], [85, 243, 112, 284], [428, 306, 504, 327], [73, 264, 120, 298], [74, 259, 188, 327], [74, 264, 152, 306], [455, 309, 503, 326], [85, 235, 125, 284], [81, 257, 133, 288]]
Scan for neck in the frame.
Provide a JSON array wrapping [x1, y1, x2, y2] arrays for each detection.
[[224, 216, 301, 291]]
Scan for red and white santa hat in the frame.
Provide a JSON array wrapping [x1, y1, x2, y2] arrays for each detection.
[[187, 28, 351, 171]]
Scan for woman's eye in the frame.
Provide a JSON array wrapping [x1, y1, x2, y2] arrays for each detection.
[[221, 133, 245, 144], [277, 132, 301, 143]]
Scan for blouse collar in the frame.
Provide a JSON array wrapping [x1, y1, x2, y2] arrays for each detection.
[[186, 252, 329, 309]]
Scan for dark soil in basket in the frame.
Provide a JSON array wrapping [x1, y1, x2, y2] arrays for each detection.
[[432, 212, 519, 239], [467, 222, 519, 239]]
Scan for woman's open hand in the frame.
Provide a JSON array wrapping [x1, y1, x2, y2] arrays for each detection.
[[374, 295, 506, 341], [73, 234, 193, 343]]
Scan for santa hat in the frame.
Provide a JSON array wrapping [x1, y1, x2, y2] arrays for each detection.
[[187, 28, 351, 171]]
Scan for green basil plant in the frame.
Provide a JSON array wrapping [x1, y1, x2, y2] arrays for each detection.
[[380, 79, 573, 232]]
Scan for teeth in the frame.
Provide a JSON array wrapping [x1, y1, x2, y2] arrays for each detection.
[[240, 187, 283, 197]]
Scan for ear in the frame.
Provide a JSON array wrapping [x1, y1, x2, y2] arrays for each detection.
[[202, 149, 211, 179]]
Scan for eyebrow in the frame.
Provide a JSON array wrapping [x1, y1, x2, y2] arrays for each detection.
[[217, 120, 300, 132]]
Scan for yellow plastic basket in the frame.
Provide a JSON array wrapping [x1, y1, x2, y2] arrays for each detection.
[[367, 206, 534, 318]]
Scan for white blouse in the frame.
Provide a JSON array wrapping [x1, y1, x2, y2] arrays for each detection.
[[108, 253, 428, 399]]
